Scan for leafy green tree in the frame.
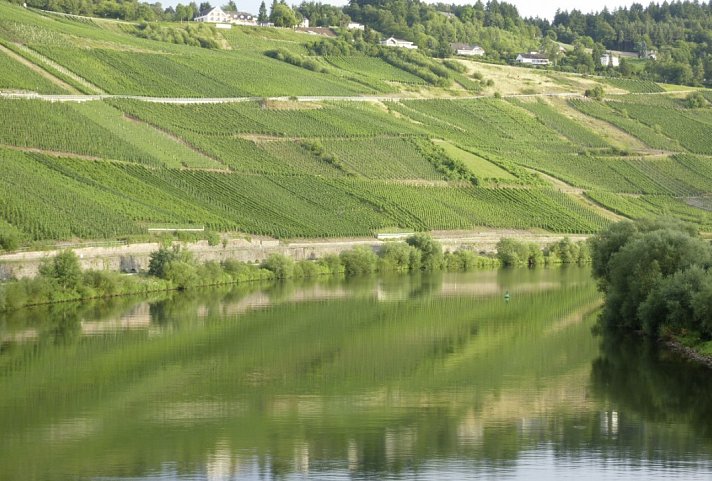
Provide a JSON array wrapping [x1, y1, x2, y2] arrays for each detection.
[[261, 253, 295, 279], [39, 250, 83, 290], [270, 3, 298, 27], [340, 246, 377, 276], [406, 234, 443, 271]]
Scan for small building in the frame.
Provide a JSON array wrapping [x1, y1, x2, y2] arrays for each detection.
[[299, 18, 310, 28], [600, 52, 620, 67], [347, 22, 365, 30], [515, 52, 550, 66], [451, 43, 485, 56], [380, 37, 417, 49]]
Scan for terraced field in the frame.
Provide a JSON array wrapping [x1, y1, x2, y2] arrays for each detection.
[[1, 2, 712, 246]]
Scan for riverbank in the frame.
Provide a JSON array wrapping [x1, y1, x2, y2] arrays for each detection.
[[664, 338, 712, 369], [0, 235, 590, 313], [0, 229, 589, 280]]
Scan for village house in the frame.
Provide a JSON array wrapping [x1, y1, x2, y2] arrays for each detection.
[[347, 22, 365, 30], [380, 37, 417, 49], [600, 52, 620, 67], [194, 6, 257, 26], [451, 43, 485, 56], [515, 52, 550, 66]]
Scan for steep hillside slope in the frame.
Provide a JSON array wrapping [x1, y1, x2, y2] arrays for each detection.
[[1, 3, 712, 249]]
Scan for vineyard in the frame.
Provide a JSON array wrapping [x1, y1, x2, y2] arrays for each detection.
[[602, 78, 665, 93], [1, 2, 712, 246], [0, 48, 67, 94], [3, 94, 712, 243]]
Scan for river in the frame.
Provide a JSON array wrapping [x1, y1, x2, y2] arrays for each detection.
[[1, 267, 711, 480]]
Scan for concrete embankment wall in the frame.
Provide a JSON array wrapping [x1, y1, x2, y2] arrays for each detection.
[[0, 231, 588, 279]]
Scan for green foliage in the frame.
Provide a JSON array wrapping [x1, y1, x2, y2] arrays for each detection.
[[378, 242, 421, 272], [406, 234, 443, 271], [584, 85, 605, 100], [265, 48, 328, 73], [685, 91, 708, 109], [378, 48, 452, 87], [496, 238, 541, 267], [132, 23, 221, 49], [591, 219, 712, 336], [261, 253, 295, 279], [340, 246, 377, 276], [38, 250, 83, 290]]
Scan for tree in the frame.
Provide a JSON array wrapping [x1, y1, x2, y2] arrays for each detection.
[[258, 0, 267, 23], [198, 1, 211, 14], [270, 3, 297, 27], [584, 85, 605, 100], [685, 91, 707, 109], [39, 250, 83, 290], [406, 234, 443, 271], [222, 0, 236, 11]]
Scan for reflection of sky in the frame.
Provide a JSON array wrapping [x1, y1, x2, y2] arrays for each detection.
[[96, 449, 712, 480]]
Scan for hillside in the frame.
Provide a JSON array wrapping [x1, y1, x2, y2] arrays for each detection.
[[1, 2, 712, 250]]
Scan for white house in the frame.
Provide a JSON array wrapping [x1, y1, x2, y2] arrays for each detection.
[[380, 37, 417, 49], [299, 18, 310, 28], [194, 6, 256, 26], [451, 43, 485, 56], [515, 52, 550, 66], [194, 6, 230, 23], [347, 22, 365, 30], [600, 52, 620, 67]]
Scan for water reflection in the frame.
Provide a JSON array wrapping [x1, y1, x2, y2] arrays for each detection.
[[1, 268, 711, 480]]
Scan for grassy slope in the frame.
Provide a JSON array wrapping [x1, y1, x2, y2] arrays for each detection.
[[1, 3, 712, 244]]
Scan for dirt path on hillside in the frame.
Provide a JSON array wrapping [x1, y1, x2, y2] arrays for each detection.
[[0, 43, 78, 94]]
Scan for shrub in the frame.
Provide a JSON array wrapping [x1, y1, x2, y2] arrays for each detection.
[[406, 234, 443, 271], [340, 246, 378, 276], [584, 85, 605, 100], [39, 250, 82, 290], [261, 253, 294, 279], [379, 242, 421, 272], [685, 91, 707, 109]]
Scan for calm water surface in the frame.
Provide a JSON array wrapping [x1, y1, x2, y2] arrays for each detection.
[[1, 268, 711, 480]]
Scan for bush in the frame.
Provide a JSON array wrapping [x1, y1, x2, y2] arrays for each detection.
[[496, 238, 539, 267], [318, 254, 344, 275], [340, 246, 378, 276], [379, 242, 421, 272], [584, 85, 605, 100], [406, 234, 443, 271], [0, 230, 21, 251], [39, 250, 82, 290], [685, 91, 707, 109], [261, 253, 294, 279]]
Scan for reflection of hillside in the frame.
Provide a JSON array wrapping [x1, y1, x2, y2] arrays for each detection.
[[2, 268, 711, 480]]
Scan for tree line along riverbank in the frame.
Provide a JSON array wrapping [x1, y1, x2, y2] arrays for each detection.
[[591, 218, 712, 360], [0, 234, 590, 312]]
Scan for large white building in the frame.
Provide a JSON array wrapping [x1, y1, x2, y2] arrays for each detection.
[[451, 43, 485, 56], [194, 6, 257, 26], [515, 52, 550, 66], [380, 37, 418, 49]]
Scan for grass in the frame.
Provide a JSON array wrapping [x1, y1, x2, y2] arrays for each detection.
[[432, 140, 514, 180]]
